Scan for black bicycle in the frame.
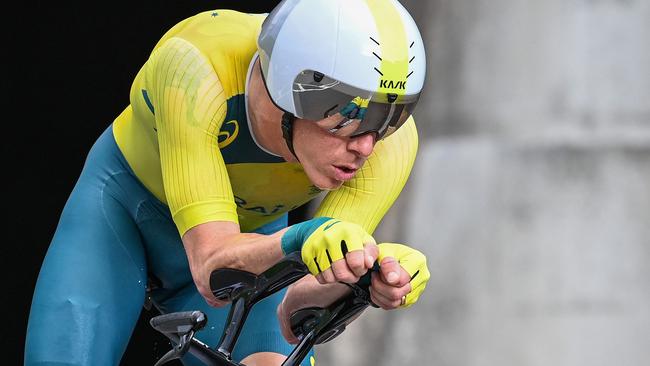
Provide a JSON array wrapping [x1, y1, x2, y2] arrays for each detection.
[[149, 252, 377, 366]]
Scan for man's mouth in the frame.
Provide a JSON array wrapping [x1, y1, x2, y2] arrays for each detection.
[[333, 165, 358, 181]]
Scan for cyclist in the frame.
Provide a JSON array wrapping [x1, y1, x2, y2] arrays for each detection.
[[25, 0, 430, 365]]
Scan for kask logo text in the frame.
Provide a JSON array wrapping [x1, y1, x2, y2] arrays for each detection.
[[380, 80, 406, 90]]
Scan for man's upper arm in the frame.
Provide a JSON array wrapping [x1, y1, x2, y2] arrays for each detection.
[[314, 116, 419, 234], [148, 37, 239, 236]]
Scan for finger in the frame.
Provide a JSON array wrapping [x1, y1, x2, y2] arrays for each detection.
[[213, 298, 229, 307], [345, 250, 367, 277], [276, 302, 299, 344], [315, 273, 326, 285], [401, 269, 430, 308], [320, 268, 336, 284], [369, 286, 391, 309], [200, 287, 228, 307], [371, 272, 411, 304], [397, 266, 413, 287], [363, 242, 379, 269], [331, 259, 360, 283], [206, 296, 228, 307], [369, 286, 401, 310], [379, 256, 405, 286], [207, 298, 226, 307]]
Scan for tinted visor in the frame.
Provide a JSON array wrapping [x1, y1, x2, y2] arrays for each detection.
[[292, 70, 420, 139]]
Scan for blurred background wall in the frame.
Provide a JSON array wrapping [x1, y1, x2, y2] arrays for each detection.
[[317, 0, 650, 365]]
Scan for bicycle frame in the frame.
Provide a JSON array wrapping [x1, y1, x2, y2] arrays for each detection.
[[150, 252, 375, 366]]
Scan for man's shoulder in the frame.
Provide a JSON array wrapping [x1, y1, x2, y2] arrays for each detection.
[[163, 10, 265, 56], [173, 10, 265, 97]]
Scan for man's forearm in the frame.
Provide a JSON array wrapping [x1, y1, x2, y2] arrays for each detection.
[[183, 220, 290, 276], [284, 275, 352, 310]]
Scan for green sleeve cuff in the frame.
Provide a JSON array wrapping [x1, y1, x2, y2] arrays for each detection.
[[280, 216, 332, 254]]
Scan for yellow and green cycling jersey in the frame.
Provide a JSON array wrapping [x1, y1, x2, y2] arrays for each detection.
[[112, 9, 418, 236]]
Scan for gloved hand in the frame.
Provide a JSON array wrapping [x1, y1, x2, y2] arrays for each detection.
[[370, 243, 430, 308], [281, 217, 377, 283]]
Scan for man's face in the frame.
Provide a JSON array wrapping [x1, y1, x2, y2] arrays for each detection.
[[292, 114, 377, 190]]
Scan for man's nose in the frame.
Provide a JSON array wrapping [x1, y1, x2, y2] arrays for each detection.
[[348, 132, 376, 158]]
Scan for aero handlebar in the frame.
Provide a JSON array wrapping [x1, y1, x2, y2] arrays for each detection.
[[150, 252, 376, 366]]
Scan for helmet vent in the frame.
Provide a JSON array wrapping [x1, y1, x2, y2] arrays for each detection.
[[313, 72, 324, 83], [387, 93, 398, 103], [370, 37, 384, 76]]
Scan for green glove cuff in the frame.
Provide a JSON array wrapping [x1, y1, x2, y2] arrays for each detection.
[[281, 216, 333, 254]]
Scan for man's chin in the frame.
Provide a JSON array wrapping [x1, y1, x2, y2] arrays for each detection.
[[313, 177, 344, 191]]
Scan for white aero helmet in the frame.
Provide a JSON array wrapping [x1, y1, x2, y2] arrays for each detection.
[[258, 0, 426, 141]]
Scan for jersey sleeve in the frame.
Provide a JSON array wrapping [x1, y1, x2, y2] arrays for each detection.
[[147, 37, 238, 236], [314, 116, 419, 234]]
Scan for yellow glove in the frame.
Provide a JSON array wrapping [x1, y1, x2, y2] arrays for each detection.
[[282, 217, 375, 276], [377, 243, 430, 308], [292, 218, 375, 276]]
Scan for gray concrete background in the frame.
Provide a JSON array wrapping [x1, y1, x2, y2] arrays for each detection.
[[315, 0, 650, 365]]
